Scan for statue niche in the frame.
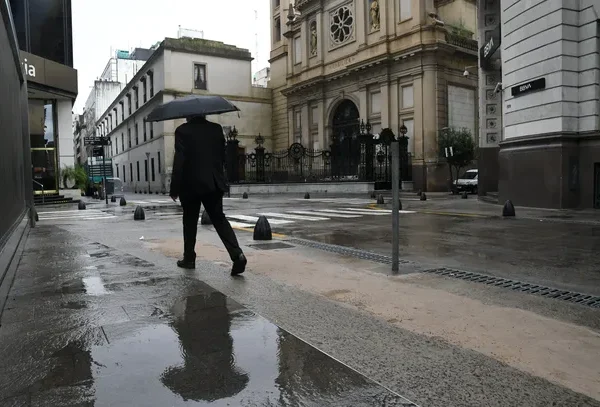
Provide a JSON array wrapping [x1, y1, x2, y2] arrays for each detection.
[[370, 0, 380, 31], [310, 21, 317, 57]]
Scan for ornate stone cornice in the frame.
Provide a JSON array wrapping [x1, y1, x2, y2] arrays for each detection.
[[296, 0, 320, 11]]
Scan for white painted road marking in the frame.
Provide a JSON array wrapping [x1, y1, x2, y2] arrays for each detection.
[[38, 210, 116, 221], [288, 210, 361, 218], [317, 209, 389, 216], [227, 220, 256, 228], [258, 212, 330, 221], [227, 214, 294, 225]]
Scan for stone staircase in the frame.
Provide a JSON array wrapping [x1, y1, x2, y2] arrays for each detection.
[[33, 194, 79, 206]]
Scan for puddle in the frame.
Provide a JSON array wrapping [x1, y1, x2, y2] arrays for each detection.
[[83, 277, 110, 296]]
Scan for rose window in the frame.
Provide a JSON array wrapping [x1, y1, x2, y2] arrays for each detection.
[[330, 5, 354, 45]]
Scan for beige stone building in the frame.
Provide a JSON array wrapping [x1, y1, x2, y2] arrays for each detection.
[[269, 0, 479, 191]]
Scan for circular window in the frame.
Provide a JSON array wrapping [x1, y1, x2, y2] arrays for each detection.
[[330, 5, 354, 45]]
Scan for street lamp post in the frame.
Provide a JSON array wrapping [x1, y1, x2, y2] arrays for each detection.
[[145, 152, 151, 194]]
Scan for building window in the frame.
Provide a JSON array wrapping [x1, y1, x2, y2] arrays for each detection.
[[194, 64, 207, 90], [116, 165, 119, 178], [114, 108, 118, 126], [121, 133, 124, 151], [133, 86, 139, 109], [294, 110, 302, 142], [144, 160, 148, 182], [275, 0, 280, 6], [311, 105, 319, 127], [148, 71, 154, 97], [274, 17, 281, 43], [330, 5, 354, 45], [151, 158, 156, 182], [402, 85, 414, 108], [122, 165, 126, 181], [127, 94, 132, 115], [137, 161, 140, 182], [144, 119, 148, 141], [142, 78, 147, 103], [158, 151, 161, 174], [370, 91, 381, 115], [400, 0, 411, 21], [115, 137, 118, 154], [135, 123, 139, 145], [129, 163, 133, 182], [150, 122, 154, 139], [127, 128, 132, 148], [294, 36, 302, 64], [109, 114, 112, 131], [120, 101, 124, 121]]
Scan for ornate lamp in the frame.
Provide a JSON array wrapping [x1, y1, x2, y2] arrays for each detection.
[[227, 126, 238, 142], [360, 119, 366, 135], [399, 122, 408, 137], [255, 133, 264, 147], [365, 120, 372, 134]]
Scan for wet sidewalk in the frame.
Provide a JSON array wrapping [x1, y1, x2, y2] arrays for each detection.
[[0, 226, 416, 406]]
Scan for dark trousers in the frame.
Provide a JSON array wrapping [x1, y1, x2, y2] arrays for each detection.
[[180, 190, 243, 262]]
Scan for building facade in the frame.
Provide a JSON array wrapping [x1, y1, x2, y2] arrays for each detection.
[[269, 0, 479, 191], [9, 0, 78, 196], [94, 37, 272, 194], [477, 0, 600, 209]]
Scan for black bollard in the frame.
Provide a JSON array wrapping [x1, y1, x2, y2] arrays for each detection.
[[120, 197, 127, 206], [377, 194, 385, 205], [111, 196, 116, 203], [420, 193, 427, 201], [242, 192, 249, 199], [502, 200, 516, 217], [462, 192, 468, 199], [33, 208, 39, 222], [78, 201, 86, 210], [304, 192, 310, 199], [134, 206, 145, 221], [200, 210, 212, 225], [416, 190, 422, 196], [253, 215, 272, 241]]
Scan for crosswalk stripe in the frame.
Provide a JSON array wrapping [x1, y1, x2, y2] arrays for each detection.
[[258, 212, 329, 221], [227, 214, 294, 225], [288, 210, 361, 218], [292, 198, 372, 204], [38, 209, 105, 214], [317, 209, 389, 216], [341, 208, 393, 213], [228, 220, 255, 228]]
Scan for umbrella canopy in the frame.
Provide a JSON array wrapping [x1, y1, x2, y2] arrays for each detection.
[[146, 95, 240, 122]]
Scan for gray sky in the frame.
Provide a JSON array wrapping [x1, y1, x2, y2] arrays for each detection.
[[72, 0, 271, 113]]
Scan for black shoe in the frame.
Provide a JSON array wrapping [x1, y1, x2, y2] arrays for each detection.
[[231, 253, 247, 276], [177, 259, 195, 269]]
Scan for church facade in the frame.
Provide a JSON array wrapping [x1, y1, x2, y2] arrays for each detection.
[[269, 0, 479, 191]]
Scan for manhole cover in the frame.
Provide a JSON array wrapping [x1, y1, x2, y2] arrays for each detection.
[[248, 242, 294, 250]]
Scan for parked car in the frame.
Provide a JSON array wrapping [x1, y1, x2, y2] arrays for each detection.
[[452, 169, 478, 194]]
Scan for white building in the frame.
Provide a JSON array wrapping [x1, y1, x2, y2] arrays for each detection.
[[253, 67, 271, 87], [95, 37, 272, 193], [477, 0, 600, 209]]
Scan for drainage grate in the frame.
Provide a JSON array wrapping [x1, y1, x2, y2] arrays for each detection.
[[422, 268, 600, 309], [248, 242, 295, 250], [286, 238, 411, 265]]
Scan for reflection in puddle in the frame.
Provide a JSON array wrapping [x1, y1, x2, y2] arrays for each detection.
[[83, 276, 109, 296]]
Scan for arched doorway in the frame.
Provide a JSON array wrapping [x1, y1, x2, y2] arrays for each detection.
[[330, 100, 360, 179]]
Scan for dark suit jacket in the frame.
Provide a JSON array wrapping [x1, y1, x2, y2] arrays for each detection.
[[170, 118, 227, 197]]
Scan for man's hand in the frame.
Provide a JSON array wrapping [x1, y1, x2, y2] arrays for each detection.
[[170, 195, 178, 202]]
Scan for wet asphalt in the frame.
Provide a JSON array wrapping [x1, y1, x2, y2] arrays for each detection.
[[4, 193, 599, 406]]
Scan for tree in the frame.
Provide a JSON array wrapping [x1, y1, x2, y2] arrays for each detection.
[[60, 165, 88, 190], [438, 127, 476, 184]]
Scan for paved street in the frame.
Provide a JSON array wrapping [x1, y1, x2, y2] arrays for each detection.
[[20, 192, 600, 406]]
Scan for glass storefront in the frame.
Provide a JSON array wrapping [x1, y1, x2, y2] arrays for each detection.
[[29, 99, 58, 194]]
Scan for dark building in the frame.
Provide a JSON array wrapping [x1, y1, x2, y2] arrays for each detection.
[[0, 0, 35, 316], [9, 0, 78, 198]]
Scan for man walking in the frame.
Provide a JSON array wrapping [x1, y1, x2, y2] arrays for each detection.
[[169, 115, 247, 276]]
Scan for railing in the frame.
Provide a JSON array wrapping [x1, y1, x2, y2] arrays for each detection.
[[32, 179, 44, 205], [225, 136, 413, 188]]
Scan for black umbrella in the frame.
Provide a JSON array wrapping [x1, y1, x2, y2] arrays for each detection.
[[146, 95, 240, 122]]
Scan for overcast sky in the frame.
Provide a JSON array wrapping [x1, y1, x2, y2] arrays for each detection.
[[72, 0, 271, 113]]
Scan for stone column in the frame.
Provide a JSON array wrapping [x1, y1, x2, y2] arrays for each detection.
[[317, 100, 325, 149], [380, 82, 390, 129], [412, 74, 424, 162], [389, 79, 399, 135], [356, 0, 367, 47], [358, 87, 368, 121], [422, 67, 438, 164], [301, 104, 310, 146], [288, 109, 294, 146]]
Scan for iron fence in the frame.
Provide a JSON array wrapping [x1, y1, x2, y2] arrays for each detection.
[[226, 136, 412, 188]]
